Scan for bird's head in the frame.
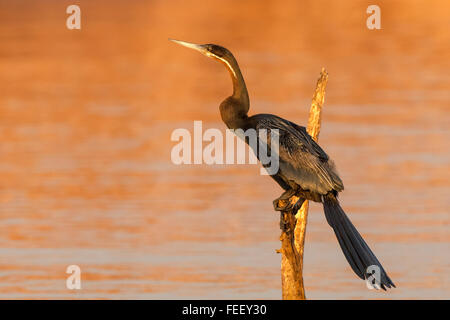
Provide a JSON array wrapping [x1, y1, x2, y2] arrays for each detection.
[[169, 39, 237, 78]]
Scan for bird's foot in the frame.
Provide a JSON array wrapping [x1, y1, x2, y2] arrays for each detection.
[[273, 189, 297, 212], [291, 198, 305, 213]]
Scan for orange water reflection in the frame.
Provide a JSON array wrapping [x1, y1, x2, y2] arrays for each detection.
[[0, 0, 449, 299]]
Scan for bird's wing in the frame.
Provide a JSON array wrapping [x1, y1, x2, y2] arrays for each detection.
[[286, 119, 329, 161], [254, 115, 343, 194]]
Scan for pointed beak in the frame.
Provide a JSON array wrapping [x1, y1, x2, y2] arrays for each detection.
[[169, 39, 208, 55]]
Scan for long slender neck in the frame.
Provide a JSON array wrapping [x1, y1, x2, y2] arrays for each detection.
[[218, 54, 249, 110], [216, 52, 251, 130], [230, 61, 249, 106]]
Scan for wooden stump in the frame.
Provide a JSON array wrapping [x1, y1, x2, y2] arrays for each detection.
[[279, 69, 328, 300]]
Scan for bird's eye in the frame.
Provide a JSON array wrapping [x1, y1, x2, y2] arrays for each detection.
[[208, 44, 223, 57]]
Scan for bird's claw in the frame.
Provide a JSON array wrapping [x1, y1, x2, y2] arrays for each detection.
[[273, 199, 293, 212], [291, 198, 304, 213], [273, 189, 297, 212]]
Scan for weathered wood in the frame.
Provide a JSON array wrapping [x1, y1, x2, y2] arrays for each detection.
[[279, 68, 328, 300]]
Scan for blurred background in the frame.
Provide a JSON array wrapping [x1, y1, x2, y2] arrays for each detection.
[[0, 0, 448, 299]]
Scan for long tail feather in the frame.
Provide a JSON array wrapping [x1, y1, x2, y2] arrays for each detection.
[[323, 193, 395, 290]]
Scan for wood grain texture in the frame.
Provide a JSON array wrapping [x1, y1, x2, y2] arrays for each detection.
[[280, 69, 328, 300]]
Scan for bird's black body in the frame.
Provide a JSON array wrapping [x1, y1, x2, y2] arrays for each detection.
[[171, 40, 395, 290]]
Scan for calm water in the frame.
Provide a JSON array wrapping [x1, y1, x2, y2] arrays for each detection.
[[0, 0, 449, 299]]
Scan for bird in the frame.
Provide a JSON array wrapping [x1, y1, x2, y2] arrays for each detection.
[[170, 39, 395, 290]]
